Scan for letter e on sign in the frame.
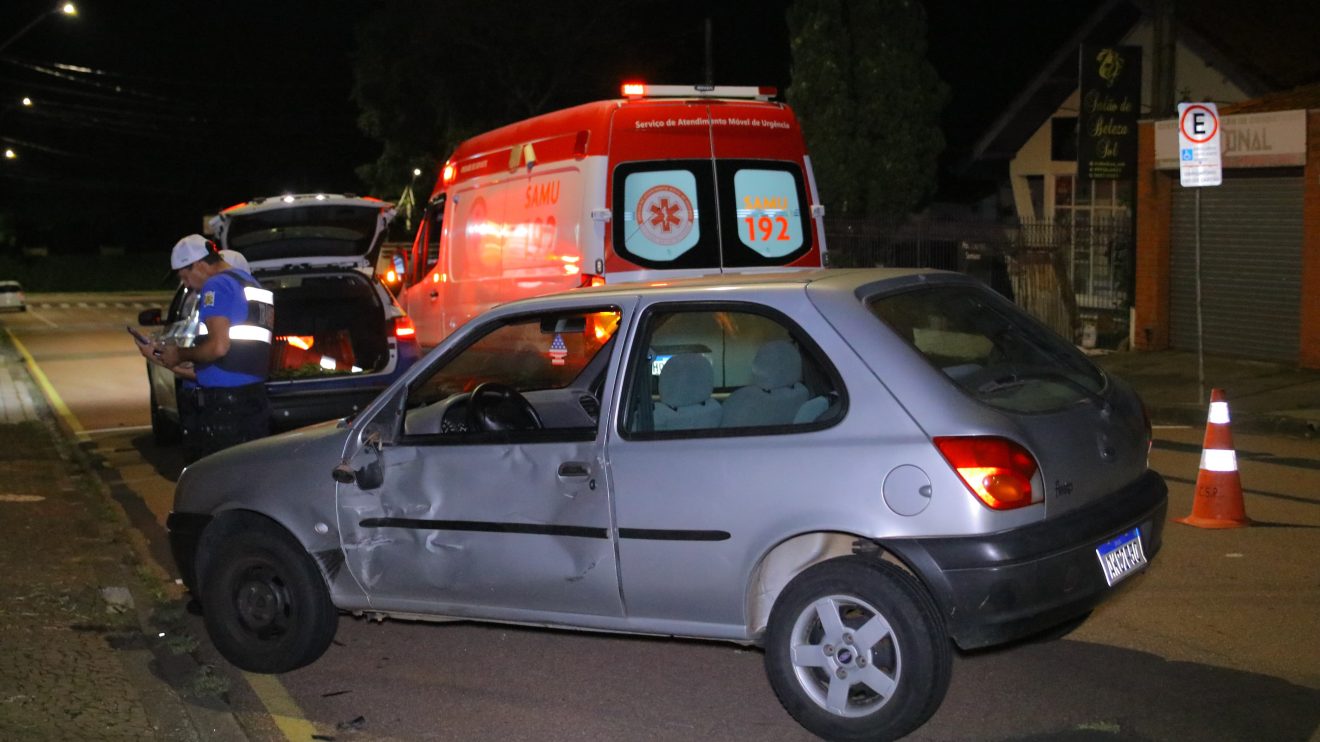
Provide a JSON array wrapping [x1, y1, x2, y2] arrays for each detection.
[[1177, 102, 1222, 187]]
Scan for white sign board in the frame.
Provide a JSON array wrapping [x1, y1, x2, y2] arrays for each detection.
[[1155, 109, 1307, 169], [1178, 102, 1222, 187]]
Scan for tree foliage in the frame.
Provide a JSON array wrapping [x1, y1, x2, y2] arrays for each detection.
[[351, 0, 690, 206], [786, 0, 948, 219]]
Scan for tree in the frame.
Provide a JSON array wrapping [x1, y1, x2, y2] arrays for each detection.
[[786, 0, 948, 219], [351, 0, 687, 205]]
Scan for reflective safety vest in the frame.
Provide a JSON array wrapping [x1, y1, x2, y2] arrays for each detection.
[[196, 270, 275, 379]]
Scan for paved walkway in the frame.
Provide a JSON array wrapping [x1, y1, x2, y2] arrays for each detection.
[[0, 331, 245, 740]]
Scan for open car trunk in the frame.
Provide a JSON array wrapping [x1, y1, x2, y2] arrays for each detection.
[[263, 272, 390, 379]]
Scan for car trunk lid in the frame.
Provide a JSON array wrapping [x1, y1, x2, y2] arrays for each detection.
[[209, 194, 395, 273]]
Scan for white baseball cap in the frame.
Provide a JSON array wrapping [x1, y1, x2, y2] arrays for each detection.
[[218, 249, 249, 273], [170, 234, 216, 270]]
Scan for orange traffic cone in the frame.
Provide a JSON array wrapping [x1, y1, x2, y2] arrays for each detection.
[[1176, 388, 1249, 528]]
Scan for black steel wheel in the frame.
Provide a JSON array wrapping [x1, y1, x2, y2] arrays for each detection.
[[764, 556, 951, 741], [200, 520, 337, 673]]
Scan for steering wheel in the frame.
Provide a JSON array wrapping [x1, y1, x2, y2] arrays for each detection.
[[466, 382, 543, 432]]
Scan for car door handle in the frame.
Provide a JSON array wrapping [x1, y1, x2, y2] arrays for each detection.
[[558, 462, 590, 478]]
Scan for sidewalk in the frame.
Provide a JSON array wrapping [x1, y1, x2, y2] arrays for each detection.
[[0, 331, 245, 740], [1094, 348, 1320, 437]]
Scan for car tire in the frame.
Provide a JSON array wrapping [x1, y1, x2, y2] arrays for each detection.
[[149, 384, 182, 445], [200, 520, 338, 674], [764, 556, 951, 742]]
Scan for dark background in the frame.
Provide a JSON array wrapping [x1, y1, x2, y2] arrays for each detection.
[[0, 0, 1101, 256]]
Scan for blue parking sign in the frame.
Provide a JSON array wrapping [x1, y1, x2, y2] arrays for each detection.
[[1181, 148, 1194, 161]]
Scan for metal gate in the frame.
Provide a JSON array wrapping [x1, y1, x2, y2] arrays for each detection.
[[1170, 172, 1304, 361]]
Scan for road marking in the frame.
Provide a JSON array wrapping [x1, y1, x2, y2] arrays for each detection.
[[5, 329, 87, 441], [28, 310, 59, 328], [82, 424, 153, 436], [243, 672, 320, 741]]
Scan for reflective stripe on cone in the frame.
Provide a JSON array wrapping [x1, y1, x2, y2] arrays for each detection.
[[1176, 387, 1250, 529]]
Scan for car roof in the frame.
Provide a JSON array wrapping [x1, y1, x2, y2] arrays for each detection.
[[492, 267, 970, 313]]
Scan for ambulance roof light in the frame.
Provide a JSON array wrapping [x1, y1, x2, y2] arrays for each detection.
[[619, 83, 777, 101]]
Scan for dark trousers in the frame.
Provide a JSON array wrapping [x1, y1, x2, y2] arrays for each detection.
[[180, 383, 271, 462]]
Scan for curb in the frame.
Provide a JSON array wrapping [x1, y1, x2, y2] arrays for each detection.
[[1149, 403, 1319, 439]]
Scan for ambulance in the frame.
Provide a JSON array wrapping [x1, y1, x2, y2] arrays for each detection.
[[397, 83, 827, 346]]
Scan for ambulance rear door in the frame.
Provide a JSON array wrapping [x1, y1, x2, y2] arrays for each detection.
[[606, 99, 720, 282], [707, 101, 821, 271]]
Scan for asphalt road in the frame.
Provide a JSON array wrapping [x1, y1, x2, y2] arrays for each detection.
[[4, 294, 1319, 741]]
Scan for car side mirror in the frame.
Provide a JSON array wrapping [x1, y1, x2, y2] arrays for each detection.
[[330, 429, 385, 488], [138, 308, 163, 326], [331, 460, 383, 490]]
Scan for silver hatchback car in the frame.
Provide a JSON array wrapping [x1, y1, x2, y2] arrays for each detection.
[[169, 268, 1166, 740]]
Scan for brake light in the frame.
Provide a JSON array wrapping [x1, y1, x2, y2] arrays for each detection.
[[393, 316, 416, 339], [579, 274, 606, 288], [934, 436, 1039, 511]]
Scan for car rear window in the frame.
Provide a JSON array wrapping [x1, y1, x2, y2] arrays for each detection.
[[0, 283, 21, 293], [868, 285, 1104, 413]]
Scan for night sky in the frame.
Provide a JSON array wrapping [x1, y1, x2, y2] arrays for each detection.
[[0, 0, 1101, 254]]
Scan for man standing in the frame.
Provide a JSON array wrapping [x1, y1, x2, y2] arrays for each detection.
[[144, 234, 275, 460]]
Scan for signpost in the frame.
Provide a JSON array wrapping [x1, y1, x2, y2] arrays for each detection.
[[1178, 103, 1222, 186], [1178, 102, 1222, 403]]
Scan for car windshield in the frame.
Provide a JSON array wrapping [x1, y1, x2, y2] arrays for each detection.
[[868, 284, 1104, 413], [409, 310, 621, 406]]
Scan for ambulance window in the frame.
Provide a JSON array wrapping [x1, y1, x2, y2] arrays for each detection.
[[421, 195, 445, 275], [731, 169, 804, 256], [717, 161, 813, 268], [613, 161, 720, 270]]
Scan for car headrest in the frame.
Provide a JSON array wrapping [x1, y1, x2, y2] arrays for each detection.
[[751, 339, 802, 390], [658, 353, 715, 408]]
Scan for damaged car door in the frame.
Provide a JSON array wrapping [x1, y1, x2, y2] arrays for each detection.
[[336, 305, 629, 619]]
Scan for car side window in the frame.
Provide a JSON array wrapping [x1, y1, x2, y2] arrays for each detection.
[[400, 308, 621, 439], [622, 306, 841, 438]]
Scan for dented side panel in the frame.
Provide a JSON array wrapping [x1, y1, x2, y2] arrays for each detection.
[[338, 436, 621, 617]]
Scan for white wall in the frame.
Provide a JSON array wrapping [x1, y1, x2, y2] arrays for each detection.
[[1008, 19, 1251, 220]]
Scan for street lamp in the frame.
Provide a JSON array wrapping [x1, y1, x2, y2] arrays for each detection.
[[0, 3, 79, 54], [4, 148, 15, 160]]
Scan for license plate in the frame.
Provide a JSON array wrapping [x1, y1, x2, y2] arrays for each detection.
[[1095, 527, 1147, 587]]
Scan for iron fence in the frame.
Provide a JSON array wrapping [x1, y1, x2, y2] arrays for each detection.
[[823, 217, 1132, 345]]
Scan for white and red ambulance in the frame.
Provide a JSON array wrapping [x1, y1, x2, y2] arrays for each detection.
[[397, 83, 828, 347]]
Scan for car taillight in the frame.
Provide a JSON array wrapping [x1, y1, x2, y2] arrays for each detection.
[[579, 274, 605, 288], [934, 436, 1039, 511], [393, 316, 416, 339]]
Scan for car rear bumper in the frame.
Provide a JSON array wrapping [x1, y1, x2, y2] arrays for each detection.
[[267, 386, 385, 431], [883, 469, 1168, 650]]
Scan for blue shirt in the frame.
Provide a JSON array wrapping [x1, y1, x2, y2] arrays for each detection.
[[196, 270, 265, 388]]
